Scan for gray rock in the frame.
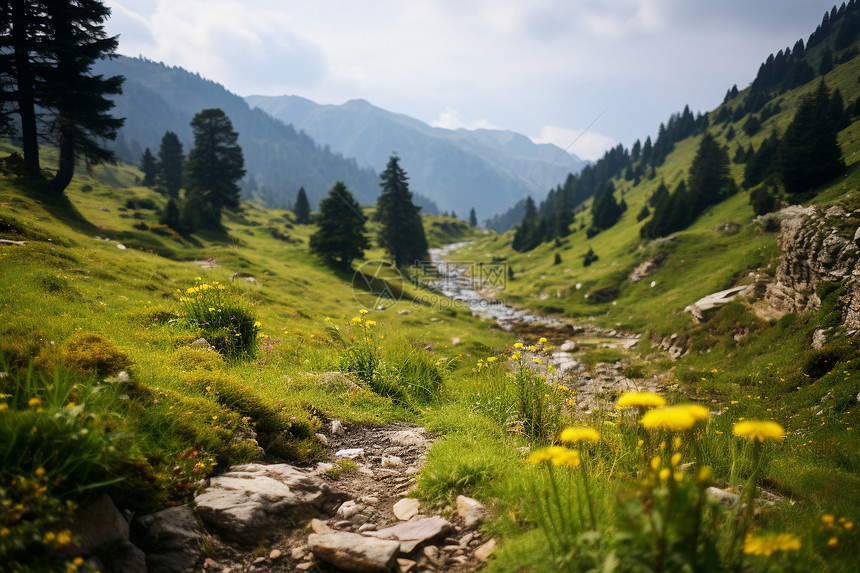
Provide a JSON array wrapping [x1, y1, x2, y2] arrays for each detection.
[[364, 516, 454, 553], [456, 495, 488, 527], [393, 498, 420, 521], [308, 532, 400, 572], [474, 539, 497, 561], [60, 494, 128, 557], [133, 505, 205, 573], [101, 540, 146, 573], [194, 463, 344, 545]]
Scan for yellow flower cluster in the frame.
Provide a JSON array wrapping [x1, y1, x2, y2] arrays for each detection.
[[640, 404, 709, 431], [743, 533, 801, 556], [733, 420, 785, 442], [560, 426, 600, 443], [528, 445, 581, 467], [618, 391, 666, 409]]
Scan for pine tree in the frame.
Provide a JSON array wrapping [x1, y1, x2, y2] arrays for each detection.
[[293, 186, 311, 224], [184, 109, 245, 230], [591, 181, 623, 231], [159, 197, 181, 231], [2, 0, 124, 190], [468, 208, 478, 227], [512, 196, 538, 252], [687, 133, 735, 213], [309, 182, 369, 269], [156, 131, 184, 198], [779, 80, 845, 195], [375, 154, 428, 267], [140, 148, 156, 187]]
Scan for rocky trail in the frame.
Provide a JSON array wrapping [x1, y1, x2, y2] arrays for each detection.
[[124, 423, 497, 573]]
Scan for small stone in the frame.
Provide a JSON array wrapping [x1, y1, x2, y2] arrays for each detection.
[[269, 549, 281, 560], [474, 539, 497, 561], [335, 448, 365, 459], [358, 496, 379, 504], [203, 558, 220, 570], [456, 495, 488, 527], [296, 562, 314, 571], [358, 523, 377, 533], [381, 455, 403, 467], [459, 532, 474, 548], [397, 558, 417, 572], [330, 420, 344, 435], [314, 433, 329, 446], [311, 518, 332, 534], [334, 520, 353, 529], [336, 500, 363, 519], [393, 498, 421, 521], [291, 546, 307, 560], [423, 545, 440, 561], [253, 557, 266, 565]]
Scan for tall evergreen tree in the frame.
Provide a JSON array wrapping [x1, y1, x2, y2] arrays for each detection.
[[183, 108, 245, 230], [309, 182, 369, 269], [779, 80, 845, 195], [1, 0, 124, 189], [140, 147, 156, 187], [468, 207, 478, 227], [156, 131, 184, 197], [687, 133, 735, 212], [375, 154, 428, 267], [43, 0, 124, 194], [591, 181, 623, 231], [293, 186, 311, 224], [512, 196, 538, 252]]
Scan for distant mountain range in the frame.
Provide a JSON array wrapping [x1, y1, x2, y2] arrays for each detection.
[[94, 55, 586, 218], [245, 95, 587, 218]]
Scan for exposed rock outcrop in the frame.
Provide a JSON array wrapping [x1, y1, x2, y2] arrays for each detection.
[[764, 205, 860, 326]]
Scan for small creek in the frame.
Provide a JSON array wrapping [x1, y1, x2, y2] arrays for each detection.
[[428, 242, 661, 413]]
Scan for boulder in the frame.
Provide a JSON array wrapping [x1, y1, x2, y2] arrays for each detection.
[[59, 494, 128, 557], [194, 463, 345, 545], [133, 505, 205, 573], [392, 498, 420, 521], [363, 516, 454, 553], [308, 532, 400, 572], [684, 285, 755, 323]]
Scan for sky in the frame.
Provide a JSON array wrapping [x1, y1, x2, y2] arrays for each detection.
[[104, 0, 839, 161]]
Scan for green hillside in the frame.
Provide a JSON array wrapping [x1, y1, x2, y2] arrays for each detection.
[[2, 4, 860, 573]]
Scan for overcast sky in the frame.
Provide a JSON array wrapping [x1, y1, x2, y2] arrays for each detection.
[[105, 1, 838, 161]]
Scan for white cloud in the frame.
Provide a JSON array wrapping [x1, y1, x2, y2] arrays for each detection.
[[534, 126, 617, 162], [431, 108, 500, 131]]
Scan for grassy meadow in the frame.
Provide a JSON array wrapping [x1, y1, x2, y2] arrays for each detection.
[[1, 57, 860, 572]]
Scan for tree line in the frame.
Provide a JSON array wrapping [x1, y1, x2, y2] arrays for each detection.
[[1, 0, 124, 194]]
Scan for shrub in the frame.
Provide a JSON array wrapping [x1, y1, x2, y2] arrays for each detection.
[[179, 281, 259, 359], [58, 332, 130, 377]]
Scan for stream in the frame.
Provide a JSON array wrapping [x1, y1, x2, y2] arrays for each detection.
[[428, 242, 661, 413]]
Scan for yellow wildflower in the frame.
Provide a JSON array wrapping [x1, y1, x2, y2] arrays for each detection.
[[551, 448, 581, 467], [828, 536, 838, 547], [514, 342, 524, 349], [528, 345, 537, 352], [697, 466, 713, 484], [670, 452, 682, 467], [527, 445, 567, 464], [743, 533, 802, 556], [560, 426, 600, 443], [733, 420, 785, 442], [659, 468, 671, 481], [486, 357, 497, 363], [617, 391, 666, 409], [359, 309, 369, 314], [350, 317, 362, 324], [539, 337, 547, 344], [0, 403, 7, 412], [365, 320, 377, 327], [650, 456, 661, 471], [35, 467, 45, 478], [28, 397, 41, 408], [821, 514, 835, 527], [641, 405, 704, 432], [253, 321, 262, 328]]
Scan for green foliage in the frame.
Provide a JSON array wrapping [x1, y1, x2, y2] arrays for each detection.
[[591, 181, 624, 232], [293, 187, 311, 225], [309, 182, 369, 269], [57, 332, 130, 377], [780, 80, 846, 195], [375, 154, 428, 267], [178, 281, 259, 359], [183, 109, 246, 230], [156, 131, 184, 198], [140, 148, 156, 187]]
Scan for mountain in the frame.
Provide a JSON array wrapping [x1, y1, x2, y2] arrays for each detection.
[[244, 95, 588, 218], [93, 56, 381, 209]]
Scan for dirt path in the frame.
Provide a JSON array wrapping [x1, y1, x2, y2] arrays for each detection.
[[200, 423, 493, 573]]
